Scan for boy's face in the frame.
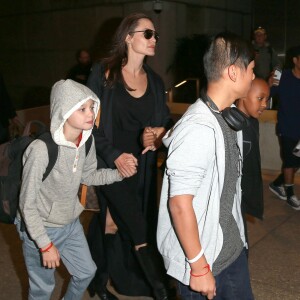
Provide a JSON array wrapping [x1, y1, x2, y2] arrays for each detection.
[[235, 60, 255, 99], [293, 55, 300, 70], [66, 99, 95, 132], [239, 79, 270, 118]]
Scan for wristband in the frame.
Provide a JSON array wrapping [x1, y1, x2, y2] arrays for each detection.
[[40, 242, 53, 253], [190, 264, 210, 277], [186, 248, 204, 264]]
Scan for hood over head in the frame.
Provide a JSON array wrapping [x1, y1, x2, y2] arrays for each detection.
[[50, 79, 100, 147]]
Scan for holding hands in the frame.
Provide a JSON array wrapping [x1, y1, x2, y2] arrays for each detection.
[[114, 126, 167, 177], [142, 126, 166, 154], [114, 153, 138, 178]]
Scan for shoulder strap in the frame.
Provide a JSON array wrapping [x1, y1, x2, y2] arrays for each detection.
[[85, 135, 93, 156], [38, 132, 59, 182], [38, 132, 93, 182]]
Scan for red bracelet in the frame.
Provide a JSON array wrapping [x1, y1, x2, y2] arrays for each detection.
[[190, 264, 210, 277], [40, 242, 53, 253]]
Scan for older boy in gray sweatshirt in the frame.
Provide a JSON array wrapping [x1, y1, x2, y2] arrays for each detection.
[[157, 33, 255, 300]]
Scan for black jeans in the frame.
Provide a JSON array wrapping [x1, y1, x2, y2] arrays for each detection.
[[178, 249, 254, 300]]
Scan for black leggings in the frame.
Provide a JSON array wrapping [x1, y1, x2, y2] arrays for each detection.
[[280, 135, 300, 168]]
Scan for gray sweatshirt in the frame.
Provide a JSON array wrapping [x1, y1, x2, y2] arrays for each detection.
[[157, 99, 246, 285], [19, 79, 122, 248]]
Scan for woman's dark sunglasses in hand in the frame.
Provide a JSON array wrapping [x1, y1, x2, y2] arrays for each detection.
[[129, 29, 159, 41]]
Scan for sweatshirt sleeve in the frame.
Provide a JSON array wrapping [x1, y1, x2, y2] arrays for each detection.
[[81, 137, 123, 186], [166, 123, 215, 197], [19, 140, 51, 249]]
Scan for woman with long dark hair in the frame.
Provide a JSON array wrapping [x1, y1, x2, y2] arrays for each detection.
[[87, 12, 173, 300]]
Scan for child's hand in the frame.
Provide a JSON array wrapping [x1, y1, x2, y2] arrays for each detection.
[[189, 259, 216, 299], [115, 153, 138, 177], [41, 243, 60, 268]]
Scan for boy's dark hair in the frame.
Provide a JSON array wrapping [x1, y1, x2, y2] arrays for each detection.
[[203, 32, 255, 82], [291, 45, 300, 58], [284, 45, 300, 69]]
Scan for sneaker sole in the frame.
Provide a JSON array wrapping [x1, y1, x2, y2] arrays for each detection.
[[269, 186, 287, 201], [287, 202, 300, 210]]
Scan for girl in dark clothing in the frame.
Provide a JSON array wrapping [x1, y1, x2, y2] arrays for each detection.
[[86, 12, 173, 300], [236, 78, 270, 246]]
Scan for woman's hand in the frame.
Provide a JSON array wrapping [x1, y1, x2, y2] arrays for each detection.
[[142, 127, 166, 154], [114, 153, 138, 177]]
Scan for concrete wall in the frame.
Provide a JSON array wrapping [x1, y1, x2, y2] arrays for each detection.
[[0, 0, 251, 109], [253, 0, 300, 56], [259, 111, 281, 171]]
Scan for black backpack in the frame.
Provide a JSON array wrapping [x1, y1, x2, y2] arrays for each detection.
[[0, 131, 92, 224]]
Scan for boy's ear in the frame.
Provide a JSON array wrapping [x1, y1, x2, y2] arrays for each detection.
[[228, 65, 237, 82]]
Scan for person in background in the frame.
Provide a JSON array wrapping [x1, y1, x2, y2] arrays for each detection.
[[87, 12, 173, 300], [269, 45, 300, 210], [67, 49, 92, 85], [0, 72, 20, 143], [252, 26, 281, 81], [236, 78, 270, 247], [157, 32, 255, 300], [16, 79, 136, 300]]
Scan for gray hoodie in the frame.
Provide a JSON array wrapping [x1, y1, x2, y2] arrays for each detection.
[[19, 79, 122, 248]]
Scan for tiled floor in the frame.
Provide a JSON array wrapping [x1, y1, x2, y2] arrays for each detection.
[[1, 170, 300, 299]]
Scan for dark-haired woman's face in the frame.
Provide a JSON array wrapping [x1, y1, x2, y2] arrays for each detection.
[[126, 18, 157, 58]]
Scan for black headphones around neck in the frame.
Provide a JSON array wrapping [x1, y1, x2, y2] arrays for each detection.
[[202, 93, 249, 131]]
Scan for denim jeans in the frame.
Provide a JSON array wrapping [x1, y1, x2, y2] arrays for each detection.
[[178, 249, 254, 300], [16, 218, 96, 300]]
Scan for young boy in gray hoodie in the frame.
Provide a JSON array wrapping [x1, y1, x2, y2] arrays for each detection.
[[16, 79, 137, 300]]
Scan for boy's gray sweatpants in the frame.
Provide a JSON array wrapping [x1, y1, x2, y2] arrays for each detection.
[[16, 217, 96, 300]]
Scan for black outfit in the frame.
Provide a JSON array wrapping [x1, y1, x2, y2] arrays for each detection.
[[241, 117, 264, 220], [0, 73, 16, 144], [87, 63, 173, 297], [101, 81, 154, 245], [241, 117, 264, 249]]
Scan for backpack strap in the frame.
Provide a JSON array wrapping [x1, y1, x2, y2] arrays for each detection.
[[37, 132, 59, 182], [85, 135, 93, 156], [38, 132, 93, 182]]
